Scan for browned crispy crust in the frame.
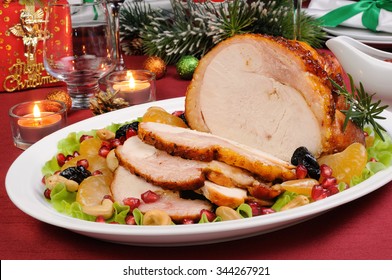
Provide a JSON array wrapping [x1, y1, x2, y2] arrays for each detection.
[[138, 123, 296, 182]]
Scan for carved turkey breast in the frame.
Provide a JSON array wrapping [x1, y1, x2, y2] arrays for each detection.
[[185, 34, 365, 161]]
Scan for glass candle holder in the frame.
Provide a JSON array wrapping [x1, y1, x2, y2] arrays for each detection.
[[9, 100, 67, 150], [104, 70, 156, 106]]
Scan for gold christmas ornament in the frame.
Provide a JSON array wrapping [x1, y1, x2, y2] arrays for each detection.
[[46, 90, 72, 112], [143, 56, 167, 79]]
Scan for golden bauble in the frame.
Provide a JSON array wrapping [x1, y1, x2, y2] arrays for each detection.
[[143, 56, 167, 79], [46, 90, 72, 112]]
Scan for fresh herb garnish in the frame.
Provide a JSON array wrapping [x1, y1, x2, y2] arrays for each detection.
[[330, 75, 388, 141]]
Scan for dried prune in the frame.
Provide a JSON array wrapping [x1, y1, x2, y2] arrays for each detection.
[[115, 121, 139, 139], [291, 146, 320, 180], [60, 165, 91, 184]]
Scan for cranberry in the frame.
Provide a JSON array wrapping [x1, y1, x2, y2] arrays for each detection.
[[76, 159, 89, 169], [123, 197, 140, 210], [98, 146, 111, 158], [95, 216, 106, 223], [296, 164, 308, 179], [56, 153, 66, 167], [141, 190, 160, 203], [79, 134, 93, 143], [43, 188, 51, 199], [200, 209, 216, 222], [320, 164, 333, 178]]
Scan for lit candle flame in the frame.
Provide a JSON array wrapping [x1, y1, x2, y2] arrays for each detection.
[[126, 71, 136, 89], [33, 104, 42, 126], [33, 104, 41, 118]]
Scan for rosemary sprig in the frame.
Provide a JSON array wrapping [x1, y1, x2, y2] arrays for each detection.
[[330, 75, 389, 141]]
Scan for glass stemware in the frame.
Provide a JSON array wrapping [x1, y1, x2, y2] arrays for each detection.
[[107, 0, 126, 70], [43, 0, 116, 110], [292, 0, 303, 40]]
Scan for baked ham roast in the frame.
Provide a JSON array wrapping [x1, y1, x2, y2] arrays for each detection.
[[185, 34, 365, 161]]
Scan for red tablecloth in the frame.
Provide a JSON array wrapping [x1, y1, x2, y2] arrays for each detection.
[[1, 55, 391, 260]]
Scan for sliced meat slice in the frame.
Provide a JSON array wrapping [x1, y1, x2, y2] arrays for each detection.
[[116, 136, 207, 190], [111, 166, 212, 222], [138, 122, 296, 182], [200, 181, 247, 208], [116, 135, 271, 190]]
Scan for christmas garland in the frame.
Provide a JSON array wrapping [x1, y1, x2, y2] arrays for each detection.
[[119, 0, 326, 64]]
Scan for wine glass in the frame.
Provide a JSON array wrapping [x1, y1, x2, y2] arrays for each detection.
[[43, 0, 117, 109], [107, 0, 126, 70], [292, 0, 303, 40]]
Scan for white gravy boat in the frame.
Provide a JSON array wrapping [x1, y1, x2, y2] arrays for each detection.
[[326, 36, 392, 108]]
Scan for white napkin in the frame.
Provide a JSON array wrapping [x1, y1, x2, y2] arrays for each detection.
[[307, 0, 392, 33], [123, 0, 173, 12]]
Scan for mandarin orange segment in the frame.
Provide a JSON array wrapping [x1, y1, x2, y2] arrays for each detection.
[[142, 106, 188, 128], [318, 143, 367, 185], [76, 175, 112, 207]]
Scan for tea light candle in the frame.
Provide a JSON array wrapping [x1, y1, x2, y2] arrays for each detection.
[[18, 105, 63, 143], [105, 70, 156, 106], [9, 100, 67, 150]]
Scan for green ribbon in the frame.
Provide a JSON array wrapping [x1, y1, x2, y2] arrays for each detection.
[[318, 0, 392, 32], [83, 0, 99, 21]]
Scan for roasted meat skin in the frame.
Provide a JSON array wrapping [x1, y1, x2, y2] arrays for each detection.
[[185, 34, 365, 161]]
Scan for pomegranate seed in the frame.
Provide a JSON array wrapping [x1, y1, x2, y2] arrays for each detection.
[[123, 197, 140, 210], [296, 164, 308, 179], [73, 151, 80, 157], [141, 190, 160, 203], [200, 209, 216, 222], [327, 185, 340, 195], [370, 157, 378, 162], [41, 175, 46, 185], [110, 138, 122, 148], [248, 202, 263, 216], [182, 218, 195, 224], [103, 194, 114, 202], [43, 188, 51, 199], [125, 215, 136, 225], [109, 221, 119, 224], [56, 153, 66, 166], [76, 159, 89, 169], [95, 216, 106, 223], [320, 164, 333, 178], [65, 154, 74, 162], [98, 146, 111, 158], [260, 207, 275, 215], [363, 131, 369, 137], [321, 177, 337, 188], [101, 140, 111, 148], [311, 185, 329, 201], [126, 128, 137, 139], [79, 134, 93, 143], [92, 170, 103, 176], [172, 110, 184, 117]]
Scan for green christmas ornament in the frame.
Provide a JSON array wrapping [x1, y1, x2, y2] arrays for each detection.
[[176, 56, 199, 80]]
